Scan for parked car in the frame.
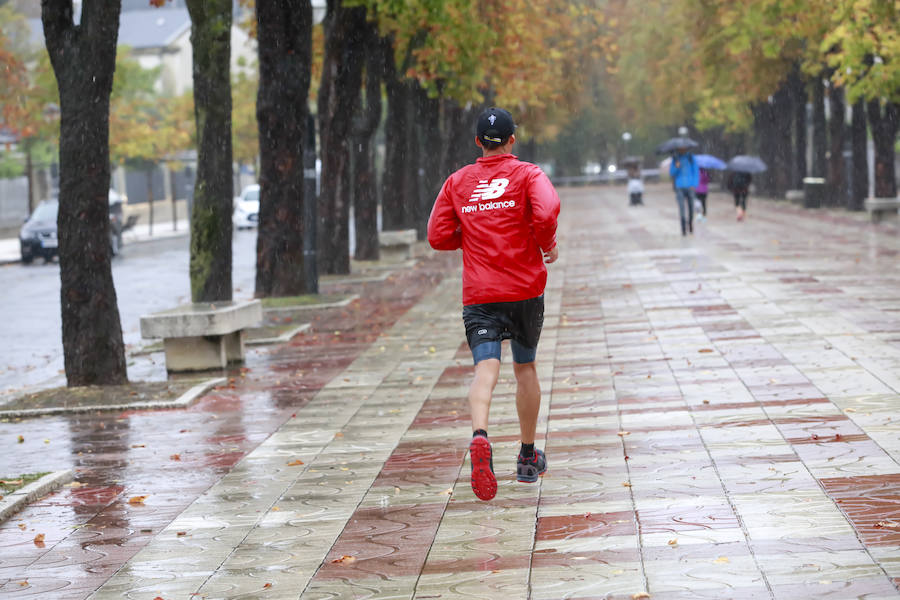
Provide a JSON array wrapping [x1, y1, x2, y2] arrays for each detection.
[[20, 191, 129, 264], [233, 184, 259, 230]]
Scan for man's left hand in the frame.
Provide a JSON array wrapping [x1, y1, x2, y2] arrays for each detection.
[[544, 245, 559, 264]]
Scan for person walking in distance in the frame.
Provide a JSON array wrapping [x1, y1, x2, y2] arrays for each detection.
[[427, 107, 560, 501], [670, 147, 700, 235]]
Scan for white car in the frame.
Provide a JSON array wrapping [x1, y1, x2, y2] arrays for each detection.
[[233, 184, 260, 230]]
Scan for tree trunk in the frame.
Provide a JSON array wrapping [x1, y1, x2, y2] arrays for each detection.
[[254, 0, 313, 297], [414, 82, 440, 239], [42, 0, 127, 386], [788, 68, 807, 189], [811, 77, 827, 178], [351, 18, 382, 262], [827, 86, 846, 206], [850, 98, 868, 210], [186, 0, 233, 302], [317, 0, 365, 275], [867, 99, 898, 199], [753, 102, 776, 196], [380, 35, 413, 232], [772, 83, 793, 198], [441, 100, 478, 176]]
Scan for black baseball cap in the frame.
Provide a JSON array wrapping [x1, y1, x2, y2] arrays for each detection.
[[476, 107, 516, 145]]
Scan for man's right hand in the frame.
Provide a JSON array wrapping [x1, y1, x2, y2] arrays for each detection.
[[544, 245, 559, 264]]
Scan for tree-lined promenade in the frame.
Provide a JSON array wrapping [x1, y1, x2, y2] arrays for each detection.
[[0, 0, 897, 389]]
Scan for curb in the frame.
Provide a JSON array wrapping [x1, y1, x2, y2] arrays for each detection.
[[0, 377, 225, 419], [0, 470, 73, 522], [246, 322, 311, 346]]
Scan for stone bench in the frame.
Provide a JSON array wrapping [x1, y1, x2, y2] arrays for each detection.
[[140, 300, 262, 372], [864, 197, 900, 223], [785, 189, 804, 205], [378, 229, 418, 262]]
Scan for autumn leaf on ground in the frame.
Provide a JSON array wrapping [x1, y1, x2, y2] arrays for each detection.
[[698, 348, 714, 353], [713, 556, 730, 564], [286, 459, 304, 466], [17, 523, 26, 530], [170, 454, 181, 461], [875, 521, 900, 529], [617, 431, 630, 436], [631, 593, 651, 599], [17, 435, 23, 443], [263, 583, 272, 589], [331, 555, 356, 564], [127, 495, 148, 505], [667, 538, 677, 546], [622, 481, 632, 487]]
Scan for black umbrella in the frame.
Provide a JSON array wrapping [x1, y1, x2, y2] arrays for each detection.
[[655, 137, 699, 155], [727, 155, 767, 173]]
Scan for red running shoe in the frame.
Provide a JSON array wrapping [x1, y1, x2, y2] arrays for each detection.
[[469, 435, 497, 501]]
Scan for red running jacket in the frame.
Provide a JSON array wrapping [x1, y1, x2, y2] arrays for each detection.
[[427, 153, 560, 306]]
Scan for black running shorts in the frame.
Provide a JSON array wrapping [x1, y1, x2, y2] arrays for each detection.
[[463, 295, 545, 355]]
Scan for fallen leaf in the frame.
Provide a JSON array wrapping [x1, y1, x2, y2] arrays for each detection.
[[702, 399, 710, 404], [713, 556, 730, 564], [331, 554, 356, 564], [287, 460, 304, 466], [667, 539, 677, 546], [177, 531, 187, 536], [622, 482, 632, 488], [17, 435, 24, 443], [131, 444, 145, 448], [17, 523, 26, 530], [698, 348, 714, 353], [263, 583, 272, 589], [33, 533, 45, 543], [875, 521, 900, 529], [334, 432, 344, 438], [844, 407, 857, 413], [1, 479, 23, 486], [632, 593, 651, 599], [617, 431, 630, 437], [271, 506, 281, 511], [170, 454, 181, 461], [127, 495, 148, 505], [18, 581, 28, 587]]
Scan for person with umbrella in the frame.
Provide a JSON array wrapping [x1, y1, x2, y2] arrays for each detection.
[[669, 145, 700, 235], [693, 154, 726, 219], [726, 156, 767, 221]]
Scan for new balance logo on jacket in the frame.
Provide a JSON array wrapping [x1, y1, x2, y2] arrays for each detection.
[[469, 178, 510, 202]]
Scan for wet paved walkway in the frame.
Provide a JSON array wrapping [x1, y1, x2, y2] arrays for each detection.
[[3, 184, 900, 599]]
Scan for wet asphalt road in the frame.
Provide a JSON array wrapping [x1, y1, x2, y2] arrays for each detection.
[[0, 230, 259, 397]]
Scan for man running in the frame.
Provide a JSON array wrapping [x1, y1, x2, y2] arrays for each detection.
[[427, 107, 560, 501]]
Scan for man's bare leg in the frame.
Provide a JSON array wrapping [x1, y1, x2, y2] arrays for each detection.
[[469, 358, 500, 500], [469, 358, 500, 432], [513, 361, 541, 444]]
